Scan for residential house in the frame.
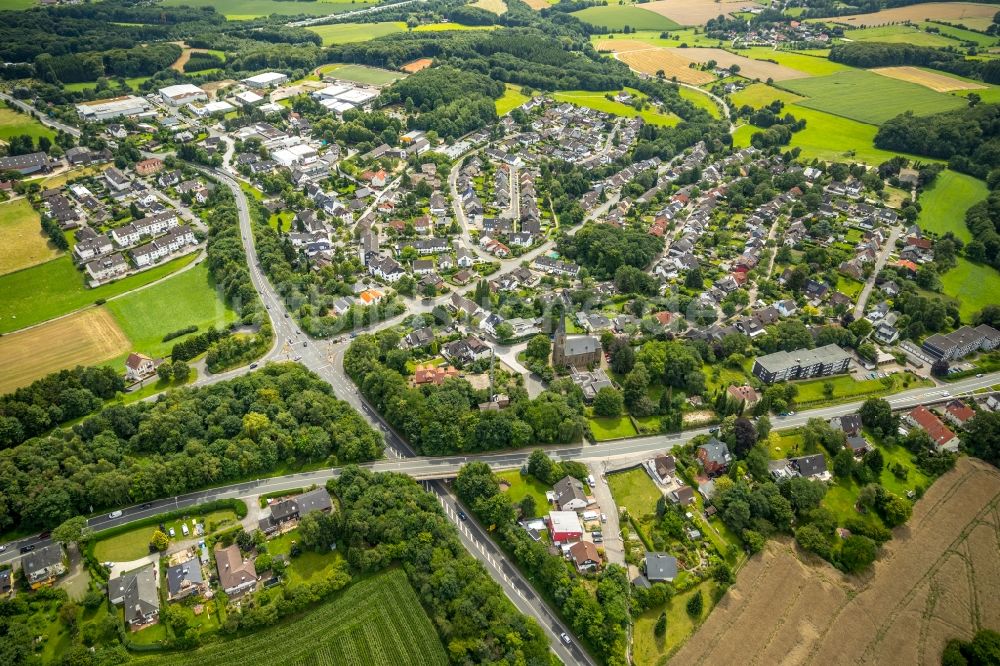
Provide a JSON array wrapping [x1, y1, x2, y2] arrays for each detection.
[[124, 352, 156, 382], [643, 553, 678, 583], [135, 158, 163, 176], [547, 511, 583, 543], [727, 385, 759, 408], [104, 167, 131, 192], [214, 544, 258, 597], [568, 541, 601, 571], [85, 252, 128, 282], [259, 488, 332, 534], [413, 364, 460, 386], [790, 454, 830, 480], [166, 558, 205, 601], [943, 400, 976, 429], [697, 438, 732, 476], [403, 326, 435, 349], [108, 565, 159, 628], [442, 335, 491, 365], [906, 405, 960, 452], [670, 485, 695, 506], [652, 455, 676, 483], [553, 475, 588, 511], [922, 325, 1000, 362], [752, 344, 851, 384], [22, 544, 66, 589]]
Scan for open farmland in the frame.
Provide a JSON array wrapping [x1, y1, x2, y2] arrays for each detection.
[[672, 457, 1000, 665], [0, 199, 61, 276], [0, 102, 57, 144], [471, 0, 506, 14], [665, 47, 809, 81], [642, 0, 765, 26], [780, 69, 966, 125], [730, 82, 805, 107], [872, 65, 985, 92], [0, 308, 129, 394], [522, 0, 549, 9], [917, 169, 986, 242], [824, 2, 999, 29], [842, 24, 957, 47], [679, 86, 722, 118], [135, 569, 448, 666], [160, 0, 373, 19], [940, 257, 1000, 320], [572, 5, 679, 31], [308, 22, 404, 45], [733, 47, 851, 76], [603, 45, 716, 84]]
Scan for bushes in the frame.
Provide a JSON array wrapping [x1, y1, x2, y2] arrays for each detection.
[[162, 325, 198, 343]]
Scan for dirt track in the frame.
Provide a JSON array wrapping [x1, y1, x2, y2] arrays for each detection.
[[672, 456, 1000, 665]]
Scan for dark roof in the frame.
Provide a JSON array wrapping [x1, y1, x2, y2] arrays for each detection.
[[166, 558, 204, 596], [830, 414, 862, 436], [698, 437, 731, 466], [644, 552, 678, 581], [791, 454, 827, 477], [553, 475, 587, 508], [270, 488, 332, 522], [22, 543, 63, 577]]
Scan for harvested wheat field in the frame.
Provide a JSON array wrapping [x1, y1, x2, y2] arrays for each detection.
[[0, 308, 130, 393], [471, 0, 506, 13], [827, 2, 998, 28], [643, 0, 761, 25], [595, 38, 662, 53], [673, 456, 1000, 665], [610, 46, 716, 84], [401, 57, 433, 73], [522, 0, 549, 9], [666, 47, 808, 81], [872, 66, 985, 92]]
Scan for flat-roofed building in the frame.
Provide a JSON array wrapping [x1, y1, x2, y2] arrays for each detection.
[[242, 72, 287, 88], [159, 83, 207, 106], [752, 344, 852, 384], [922, 324, 1000, 361], [75, 95, 150, 121]]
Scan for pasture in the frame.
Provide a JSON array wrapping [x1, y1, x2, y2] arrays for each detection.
[[673, 458, 1000, 665], [779, 69, 966, 125], [678, 85, 721, 118], [572, 5, 679, 31], [496, 84, 530, 115], [0, 308, 129, 394], [605, 45, 716, 84], [729, 82, 805, 107], [732, 46, 852, 76], [822, 2, 999, 29], [321, 63, 404, 86], [106, 263, 237, 358], [872, 65, 985, 92], [552, 89, 680, 126], [841, 24, 956, 47], [160, 0, 372, 19], [940, 257, 1000, 320], [308, 22, 404, 45], [0, 199, 61, 276], [919, 21, 999, 46], [916, 169, 986, 242], [63, 77, 150, 93], [665, 47, 809, 81], [642, 0, 764, 26], [135, 569, 448, 666], [0, 102, 57, 144]]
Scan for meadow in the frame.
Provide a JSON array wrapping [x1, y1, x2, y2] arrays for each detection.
[[572, 5, 679, 31], [0, 252, 198, 334], [916, 169, 986, 242], [160, 0, 372, 19], [678, 85, 721, 118], [497, 469, 551, 510], [919, 21, 999, 46], [553, 89, 681, 126], [0, 198, 61, 276], [729, 82, 804, 107], [841, 24, 956, 47], [779, 69, 966, 125], [309, 21, 405, 45], [0, 102, 57, 143], [136, 569, 448, 666], [496, 84, 530, 115], [732, 47, 852, 76], [940, 257, 1000, 320], [63, 77, 151, 93], [105, 262, 237, 358], [588, 415, 639, 440]]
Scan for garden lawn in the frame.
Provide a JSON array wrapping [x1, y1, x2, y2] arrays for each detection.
[[916, 169, 986, 242], [940, 257, 1000, 321], [268, 528, 346, 586], [496, 84, 530, 115], [678, 85, 721, 118], [269, 210, 294, 232], [607, 467, 662, 527], [779, 70, 966, 125], [133, 569, 448, 666], [0, 198, 61, 275], [877, 440, 932, 497], [793, 372, 929, 405], [497, 469, 551, 512], [702, 363, 750, 393], [92, 510, 238, 562], [767, 431, 806, 460], [589, 415, 639, 440], [553, 89, 680, 126], [0, 252, 199, 334], [0, 102, 57, 143], [308, 21, 404, 45], [633, 581, 718, 664], [572, 5, 679, 30], [836, 275, 864, 298]]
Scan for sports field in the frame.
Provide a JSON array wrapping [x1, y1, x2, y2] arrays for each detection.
[[309, 22, 405, 45], [916, 170, 986, 242], [160, 0, 373, 19], [135, 569, 448, 666], [842, 24, 956, 47], [106, 263, 237, 358], [779, 70, 966, 125], [320, 63, 404, 86], [940, 257, 1000, 320], [642, 0, 762, 25], [0, 253, 198, 334], [0, 199, 61, 276], [553, 89, 681, 126], [496, 84, 530, 115], [0, 102, 57, 144], [0, 308, 129, 394], [572, 5, 679, 31], [872, 66, 985, 92]]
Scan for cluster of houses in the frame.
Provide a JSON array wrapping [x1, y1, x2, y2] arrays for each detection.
[[521, 474, 608, 573]]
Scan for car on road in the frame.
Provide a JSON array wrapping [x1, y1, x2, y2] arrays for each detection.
[[140, 503, 152, 510], [249, 363, 258, 369], [303, 341, 307, 347], [560, 632, 572, 646], [941, 391, 950, 397], [109, 510, 122, 519], [708, 426, 719, 434], [457, 510, 467, 521], [20, 545, 34, 554], [587, 474, 596, 487], [601, 513, 607, 523], [977, 373, 984, 377], [787, 411, 796, 416], [0, 545, 5, 552]]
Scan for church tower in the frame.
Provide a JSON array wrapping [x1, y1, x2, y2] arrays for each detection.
[[553, 314, 567, 367]]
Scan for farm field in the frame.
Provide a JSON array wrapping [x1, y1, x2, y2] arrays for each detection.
[[732, 46, 851, 76], [522, 0, 549, 9], [0, 308, 129, 394], [552, 89, 681, 126], [729, 81, 805, 107], [819, 2, 999, 29], [665, 47, 809, 81], [642, 0, 764, 26], [413, 21, 497, 32], [919, 20, 999, 46], [841, 24, 956, 47], [470, 0, 506, 14], [160, 0, 373, 18], [916, 169, 986, 242], [678, 85, 721, 117], [0, 252, 198, 334], [606, 45, 716, 84], [105, 263, 237, 358], [0, 198, 61, 276], [779, 69, 966, 125], [0, 102, 57, 143], [940, 257, 1000, 320], [571, 5, 679, 31], [673, 457, 1000, 665], [321, 63, 404, 86], [592, 28, 725, 49], [872, 65, 985, 92], [496, 84, 530, 115], [135, 569, 448, 666], [307, 22, 404, 45], [0, 0, 36, 9]]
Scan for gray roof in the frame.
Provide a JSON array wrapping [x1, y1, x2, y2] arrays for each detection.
[[22, 543, 63, 578], [791, 454, 827, 478], [109, 564, 158, 623], [644, 553, 678, 582], [166, 558, 203, 596], [563, 335, 599, 356], [754, 344, 851, 375], [699, 437, 731, 465], [270, 488, 332, 522], [553, 475, 587, 508]]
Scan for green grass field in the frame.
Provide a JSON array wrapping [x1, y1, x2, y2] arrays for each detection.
[[940, 257, 1000, 320], [0, 198, 61, 276], [0, 102, 57, 143], [63, 76, 151, 93], [0, 0, 37, 9], [916, 170, 986, 242], [591, 28, 724, 49], [729, 82, 805, 107], [497, 469, 551, 513], [633, 581, 718, 663], [836, 275, 864, 298], [678, 85, 721, 118], [135, 569, 447, 666], [572, 5, 679, 31], [268, 528, 346, 586], [93, 510, 238, 562], [321, 63, 404, 86], [160, 0, 372, 18], [553, 89, 680, 126], [308, 21, 405, 45], [0, 252, 199, 335], [793, 372, 929, 405], [734, 47, 852, 76], [589, 415, 639, 440], [413, 22, 497, 32], [269, 210, 294, 232], [607, 467, 661, 543], [919, 21, 999, 46], [779, 70, 966, 125], [105, 262, 237, 358], [496, 84, 530, 115], [842, 24, 956, 47]]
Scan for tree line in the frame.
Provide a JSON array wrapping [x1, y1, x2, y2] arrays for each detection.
[[556, 223, 665, 279]]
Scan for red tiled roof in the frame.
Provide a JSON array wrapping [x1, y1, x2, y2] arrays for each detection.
[[909, 405, 957, 448]]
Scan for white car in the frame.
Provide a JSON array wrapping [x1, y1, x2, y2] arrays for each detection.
[[108, 510, 123, 519]]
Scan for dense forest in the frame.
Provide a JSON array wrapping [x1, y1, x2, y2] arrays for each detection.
[[557, 224, 665, 279], [344, 329, 587, 455], [332, 467, 553, 665], [379, 65, 503, 138], [0, 363, 382, 533], [963, 191, 1000, 272]]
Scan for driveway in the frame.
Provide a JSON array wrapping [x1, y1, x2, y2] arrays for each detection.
[[588, 463, 625, 566]]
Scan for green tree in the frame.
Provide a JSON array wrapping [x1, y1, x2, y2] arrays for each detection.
[[686, 590, 703, 618], [150, 530, 169, 551], [654, 612, 667, 637], [52, 516, 91, 546], [593, 387, 624, 418], [839, 534, 877, 572], [685, 267, 704, 289], [526, 334, 551, 363], [298, 508, 340, 552], [157, 361, 173, 382], [172, 361, 190, 382]]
